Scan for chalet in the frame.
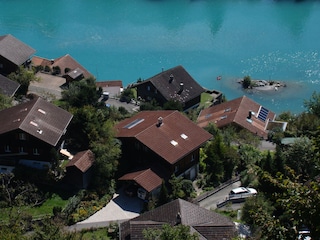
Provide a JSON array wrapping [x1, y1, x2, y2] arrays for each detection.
[[0, 74, 20, 97], [96, 80, 123, 99], [197, 96, 287, 139], [0, 97, 73, 170], [115, 110, 212, 199], [65, 150, 95, 189], [120, 198, 236, 240], [0, 34, 35, 75], [136, 65, 204, 111], [32, 54, 93, 83]]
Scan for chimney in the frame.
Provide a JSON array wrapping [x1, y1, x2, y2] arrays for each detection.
[[157, 117, 163, 127], [247, 111, 252, 119], [169, 74, 174, 83], [179, 82, 184, 93], [176, 212, 181, 225]]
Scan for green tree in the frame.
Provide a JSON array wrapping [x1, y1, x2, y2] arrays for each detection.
[[61, 77, 100, 108], [242, 75, 252, 89], [7, 66, 39, 96], [169, 175, 195, 200], [143, 224, 199, 240], [304, 91, 320, 117], [0, 93, 12, 110], [258, 167, 320, 239], [163, 100, 183, 111], [157, 181, 169, 207], [203, 135, 225, 185], [282, 137, 318, 181]]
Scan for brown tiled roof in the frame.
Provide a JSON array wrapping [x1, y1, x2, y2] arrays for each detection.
[[0, 74, 20, 97], [66, 150, 94, 173], [0, 34, 35, 65], [118, 168, 162, 192], [115, 111, 212, 164], [0, 97, 73, 146], [96, 80, 123, 88], [122, 198, 235, 239], [32, 54, 92, 79], [140, 65, 204, 103], [197, 96, 276, 139]]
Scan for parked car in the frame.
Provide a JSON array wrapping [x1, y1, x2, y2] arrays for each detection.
[[229, 187, 257, 198]]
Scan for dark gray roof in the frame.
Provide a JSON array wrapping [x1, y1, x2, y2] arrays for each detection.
[[0, 34, 36, 65], [122, 198, 235, 239], [134, 198, 234, 227], [142, 65, 204, 103], [0, 97, 73, 146], [0, 74, 20, 97]]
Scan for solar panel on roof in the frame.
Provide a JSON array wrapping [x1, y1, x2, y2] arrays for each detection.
[[258, 107, 269, 122]]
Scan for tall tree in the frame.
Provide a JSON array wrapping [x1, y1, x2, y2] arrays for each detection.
[[304, 91, 320, 117], [7, 66, 39, 96]]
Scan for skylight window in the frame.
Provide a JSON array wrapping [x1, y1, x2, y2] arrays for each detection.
[[170, 140, 178, 146], [180, 133, 188, 140], [220, 115, 227, 120], [38, 109, 46, 114], [123, 118, 145, 129], [30, 121, 38, 127]]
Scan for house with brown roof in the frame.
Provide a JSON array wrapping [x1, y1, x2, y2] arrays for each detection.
[[32, 54, 93, 83], [0, 74, 20, 97], [197, 96, 287, 139], [115, 110, 212, 199], [136, 65, 204, 111], [0, 97, 73, 170], [96, 80, 123, 98], [65, 150, 95, 189], [120, 198, 236, 240], [0, 34, 35, 75]]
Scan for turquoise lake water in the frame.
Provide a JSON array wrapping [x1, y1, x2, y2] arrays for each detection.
[[1, 0, 320, 114]]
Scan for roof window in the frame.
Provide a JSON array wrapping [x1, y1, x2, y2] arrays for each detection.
[[124, 118, 145, 129], [170, 140, 178, 146], [30, 121, 38, 127], [38, 109, 46, 114], [180, 133, 188, 139]]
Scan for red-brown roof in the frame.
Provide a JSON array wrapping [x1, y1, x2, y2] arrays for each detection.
[[115, 110, 212, 164], [118, 168, 162, 192], [0, 97, 73, 146], [96, 80, 123, 88], [32, 54, 92, 79], [66, 150, 95, 173], [197, 96, 276, 139]]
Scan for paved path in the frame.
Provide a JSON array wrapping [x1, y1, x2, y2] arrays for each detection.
[[68, 190, 144, 231]]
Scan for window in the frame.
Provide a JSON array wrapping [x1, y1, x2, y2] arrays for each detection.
[[147, 85, 150, 91], [19, 146, 25, 153], [33, 148, 39, 155], [4, 145, 11, 152], [191, 154, 195, 162], [0, 63, 3, 69], [174, 165, 179, 173], [19, 133, 26, 140]]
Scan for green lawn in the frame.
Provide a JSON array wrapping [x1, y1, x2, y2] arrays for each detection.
[[200, 92, 213, 108], [79, 228, 111, 240], [1, 193, 69, 222]]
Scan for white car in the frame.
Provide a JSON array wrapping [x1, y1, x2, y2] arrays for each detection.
[[229, 187, 257, 198]]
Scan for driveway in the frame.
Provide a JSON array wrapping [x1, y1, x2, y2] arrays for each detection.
[[69, 189, 144, 231]]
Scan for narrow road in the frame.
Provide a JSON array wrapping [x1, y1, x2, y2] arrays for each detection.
[[198, 181, 241, 210]]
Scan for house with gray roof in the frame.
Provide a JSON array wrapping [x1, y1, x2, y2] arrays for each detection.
[[0, 74, 20, 97], [120, 198, 236, 240], [0, 34, 35, 75], [0, 97, 73, 170], [136, 65, 204, 111]]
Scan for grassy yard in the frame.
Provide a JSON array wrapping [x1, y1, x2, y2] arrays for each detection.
[[78, 228, 111, 240], [200, 92, 214, 108], [1, 193, 69, 222]]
